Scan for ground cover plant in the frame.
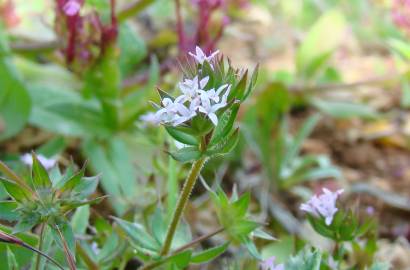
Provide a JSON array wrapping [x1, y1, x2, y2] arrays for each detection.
[[1, 0, 410, 269]]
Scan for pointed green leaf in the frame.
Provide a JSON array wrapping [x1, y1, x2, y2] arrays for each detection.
[[0, 178, 32, 202], [210, 105, 239, 145], [166, 127, 199, 146], [244, 64, 259, 100], [59, 163, 87, 193], [113, 217, 160, 251], [31, 153, 52, 189]]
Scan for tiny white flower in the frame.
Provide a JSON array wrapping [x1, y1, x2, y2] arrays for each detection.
[[199, 84, 229, 103], [300, 188, 344, 226], [177, 76, 209, 103], [171, 102, 197, 126], [21, 153, 57, 170], [189, 46, 219, 65], [198, 85, 230, 126], [154, 98, 180, 124], [260, 256, 285, 270]]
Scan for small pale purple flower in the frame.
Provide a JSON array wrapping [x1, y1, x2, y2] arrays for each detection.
[[21, 153, 57, 170], [189, 46, 219, 65], [260, 256, 285, 270], [300, 188, 344, 226], [140, 112, 161, 125], [62, 0, 82, 16]]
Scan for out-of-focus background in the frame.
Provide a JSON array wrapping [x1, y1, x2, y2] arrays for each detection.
[[1, 0, 410, 269]]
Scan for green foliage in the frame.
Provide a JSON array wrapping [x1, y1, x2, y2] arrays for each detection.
[[285, 249, 322, 270], [296, 9, 346, 78], [158, 59, 258, 162], [0, 154, 101, 267], [244, 104, 341, 189], [307, 209, 376, 242], [0, 29, 31, 141]]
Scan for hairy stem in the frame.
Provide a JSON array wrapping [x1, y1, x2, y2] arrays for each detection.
[[160, 157, 207, 256]]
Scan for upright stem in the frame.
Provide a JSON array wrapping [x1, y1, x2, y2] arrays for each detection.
[[160, 157, 207, 256], [34, 224, 45, 270]]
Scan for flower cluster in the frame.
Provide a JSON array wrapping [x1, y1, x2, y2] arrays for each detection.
[[148, 47, 231, 127], [300, 188, 344, 226]]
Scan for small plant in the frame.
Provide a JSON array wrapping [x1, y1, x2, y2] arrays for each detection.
[[299, 188, 384, 270], [115, 46, 261, 269], [0, 153, 102, 270]]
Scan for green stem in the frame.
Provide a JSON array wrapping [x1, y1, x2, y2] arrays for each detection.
[[167, 155, 177, 219], [160, 157, 207, 256], [34, 224, 45, 270]]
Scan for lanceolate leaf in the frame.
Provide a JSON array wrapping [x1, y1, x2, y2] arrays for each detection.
[[191, 242, 229, 264], [0, 178, 32, 202], [31, 153, 52, 189], [207, 128, 240, 156], [59, 163, 87, 193], [210, 105, 239, 145], [166, 127, 199, 146], [113, 217, 160, 251]]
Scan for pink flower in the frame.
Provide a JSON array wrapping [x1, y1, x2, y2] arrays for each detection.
[[62, 0, 82, 16], [300, 188, 344, 226], [260, 256, 285, 270]]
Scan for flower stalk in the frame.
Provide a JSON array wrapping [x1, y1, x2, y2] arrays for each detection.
[[160, 156, 207, 256]]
